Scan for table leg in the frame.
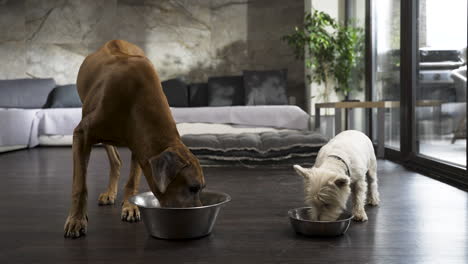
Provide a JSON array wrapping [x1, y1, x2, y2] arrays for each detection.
[[348, 108, 354, 130], [364, 108, 370, 136], [315, 107, 321, 130], [434, 105, 441, 140], [344, 108, 348, 130], [377, 108, 385, 158], [335, 108, 343, 136]]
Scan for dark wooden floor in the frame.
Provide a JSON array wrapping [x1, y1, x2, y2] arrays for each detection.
[[0, 147, 467, 264]]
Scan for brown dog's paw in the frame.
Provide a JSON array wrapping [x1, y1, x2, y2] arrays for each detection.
[[98, 192, 116, 205], [121, 203, 141, 222], [64, 215, 88, 238]]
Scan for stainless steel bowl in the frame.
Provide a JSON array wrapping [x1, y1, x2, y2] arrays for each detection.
[[288, 207, 353, 237], [129, 190, 231, 239]]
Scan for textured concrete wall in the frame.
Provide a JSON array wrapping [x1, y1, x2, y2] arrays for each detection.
[[0, 0, 305, 107]]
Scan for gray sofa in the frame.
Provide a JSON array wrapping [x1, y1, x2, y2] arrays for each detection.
[[0, 76, 325, 165], [0, 78, 57, 152]]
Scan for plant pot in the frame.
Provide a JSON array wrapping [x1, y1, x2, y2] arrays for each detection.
[[341, 99, 360, 102], [341, 93, 360, 102]]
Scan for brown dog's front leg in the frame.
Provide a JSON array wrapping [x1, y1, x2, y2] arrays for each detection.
[[121, 153, 142, 222], [64, 128, 92, 238]]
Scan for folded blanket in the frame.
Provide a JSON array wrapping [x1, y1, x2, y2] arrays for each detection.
[[171, 105, 310, 130], [182, 131, 328, 162], [0, 108, 41, 147]]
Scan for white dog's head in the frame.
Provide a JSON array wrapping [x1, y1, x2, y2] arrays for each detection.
[[293, 165, 351, 221]]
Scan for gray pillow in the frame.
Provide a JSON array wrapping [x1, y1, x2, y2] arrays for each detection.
[[189, 83, 208, 107], [161, 78, 189, 107], [0, 78, 56, 108], [243, 70, 288, 105], [207, 76, 244, 106], [45, 84, 82, 108]]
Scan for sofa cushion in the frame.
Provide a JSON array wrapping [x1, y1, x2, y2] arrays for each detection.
[[188, 83, 208, 107], [243, 69, 288, 105], [44, 84, 82, 108], [207, 76, 244, 106], [161, 78, 189, 107], [0, 78, 56, 108]]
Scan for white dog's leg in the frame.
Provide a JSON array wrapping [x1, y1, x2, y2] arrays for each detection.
[[352, 180, 368, 222], [367, 160, 380, 206]]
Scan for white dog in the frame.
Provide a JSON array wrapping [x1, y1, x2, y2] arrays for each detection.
[[293, 130, 380, 222]]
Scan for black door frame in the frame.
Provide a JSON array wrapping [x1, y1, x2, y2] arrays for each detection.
[[365, 0, 468, 190]]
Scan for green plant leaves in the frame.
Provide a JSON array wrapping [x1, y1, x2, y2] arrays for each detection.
[[282, 10, 365, 99]]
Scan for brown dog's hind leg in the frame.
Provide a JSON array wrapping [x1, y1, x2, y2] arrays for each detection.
[[98, 145, 122, 205], [64, 127, 92, 238], [121, 153, 142, 222]]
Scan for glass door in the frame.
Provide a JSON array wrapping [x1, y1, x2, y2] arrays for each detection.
[[416, 0, 467, 167], [372, 0, 401, 149], [369, 0, 467, 187]]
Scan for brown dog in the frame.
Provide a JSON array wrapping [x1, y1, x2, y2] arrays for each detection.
[[64, 40, 205, 238]]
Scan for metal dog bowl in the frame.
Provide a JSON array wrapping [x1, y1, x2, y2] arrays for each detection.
[[288, 207, 353, 237], [129, 190, 231, 239]]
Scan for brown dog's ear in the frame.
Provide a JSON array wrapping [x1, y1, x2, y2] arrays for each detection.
[[149, 149, 185, 194], [334, 177, 350, 188]]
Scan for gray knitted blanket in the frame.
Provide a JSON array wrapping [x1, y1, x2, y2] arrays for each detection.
[[181, 131, 328, 162]]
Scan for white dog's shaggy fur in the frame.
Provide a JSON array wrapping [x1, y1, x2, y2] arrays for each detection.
[[293, 130, 380, 222]]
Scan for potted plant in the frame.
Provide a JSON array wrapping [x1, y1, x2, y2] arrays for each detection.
[[282, 10, 337, 102], [333, 23, 365, 101], [282, 10, 365, 101]]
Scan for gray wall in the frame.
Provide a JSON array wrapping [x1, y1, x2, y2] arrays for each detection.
[[0, 0, 305, 108]]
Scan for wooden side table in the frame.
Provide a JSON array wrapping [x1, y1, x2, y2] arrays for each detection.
[[314, 100, 442, 158]]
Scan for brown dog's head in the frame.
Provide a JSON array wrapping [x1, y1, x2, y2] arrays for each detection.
[[149, 145, 205, 208]]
